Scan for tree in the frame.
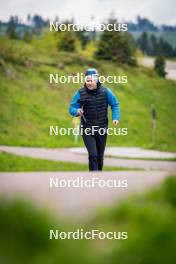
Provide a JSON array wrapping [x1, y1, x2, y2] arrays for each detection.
[[154, 55, 166, 78], [23, 29, 33, 42], [57, 31, 76, 52], [150, 35, 158, 56], [76, 30, 90, 49], [0, 21, 2, 34], [95, 18, 135, 65], [32, 15, 47, 34], [6, 16, 17, 39], [137, 32, 150, 55], [158, 37, 176, 58], [137, 16, 157, 31], [27, 14, 31, 25]]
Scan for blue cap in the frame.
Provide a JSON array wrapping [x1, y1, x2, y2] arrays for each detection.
[[85, 68, 99, 79]]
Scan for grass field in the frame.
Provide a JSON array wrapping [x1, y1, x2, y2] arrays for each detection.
[[0, 152, 139, 172], [0, 37, 176, 151]]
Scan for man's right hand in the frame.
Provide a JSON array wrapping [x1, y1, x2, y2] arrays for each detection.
[[77, 108, 84, 116]]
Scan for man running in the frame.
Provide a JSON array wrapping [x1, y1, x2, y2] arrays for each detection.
[[69, 68, 120, 171]]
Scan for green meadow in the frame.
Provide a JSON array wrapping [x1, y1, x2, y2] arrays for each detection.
[[0, 152, 137, 171], [0, 35, 176, 151]]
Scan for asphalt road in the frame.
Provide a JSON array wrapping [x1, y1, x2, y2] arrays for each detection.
[[0, 171, 173, 220], [140, 57, 176, 80], [1, 146, 176, 171]]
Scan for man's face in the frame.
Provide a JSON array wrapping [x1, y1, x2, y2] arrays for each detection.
[[85, 76, 98, 90]]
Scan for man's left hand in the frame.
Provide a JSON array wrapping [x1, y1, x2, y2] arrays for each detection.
[[113, 120, 119, 125]]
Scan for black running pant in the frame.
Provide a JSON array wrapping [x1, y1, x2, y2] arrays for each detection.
[[82, 132, 107, 171]]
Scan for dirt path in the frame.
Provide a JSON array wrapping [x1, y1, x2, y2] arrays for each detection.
[[1, 146, 176, 171], [0, 171, 172, 220]]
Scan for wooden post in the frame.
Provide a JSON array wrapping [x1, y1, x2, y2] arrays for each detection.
[[72, 117, 80, 144], [151, 104, 156, 145]]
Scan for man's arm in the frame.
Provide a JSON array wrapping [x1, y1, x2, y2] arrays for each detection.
[[106, 88, 120, 121], [69, 91, 81, 117]]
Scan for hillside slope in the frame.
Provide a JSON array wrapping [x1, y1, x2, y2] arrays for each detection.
[[0, 38, 176, 151]]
